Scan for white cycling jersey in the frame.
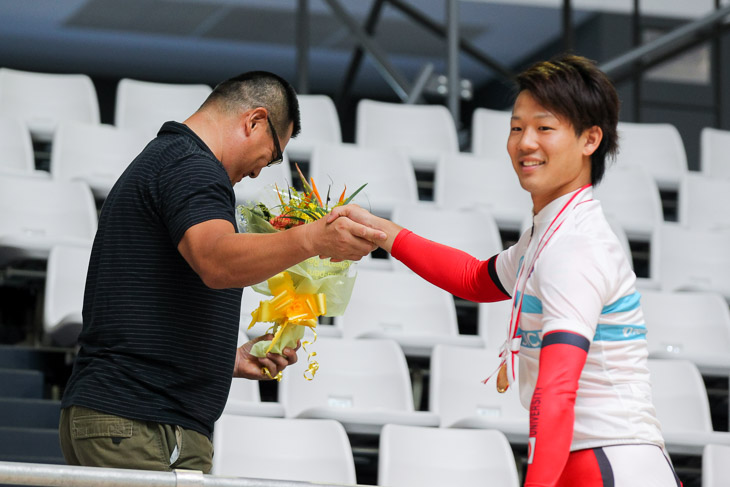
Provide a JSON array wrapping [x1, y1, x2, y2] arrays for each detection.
[[495, 187, 665, 451]]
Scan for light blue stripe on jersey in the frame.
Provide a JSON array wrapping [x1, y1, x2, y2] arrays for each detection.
[[514, 291, 641, 316], [594, 323, 647, 341], [601, 292, 641, 314], [514, 291, 543, 314], [513, 291, 645, 343]]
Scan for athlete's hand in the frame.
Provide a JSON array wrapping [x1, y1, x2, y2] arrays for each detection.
[[327, 204, 401, 253]]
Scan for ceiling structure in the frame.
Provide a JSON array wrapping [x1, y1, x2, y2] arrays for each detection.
[[0, 0, 724, 99]]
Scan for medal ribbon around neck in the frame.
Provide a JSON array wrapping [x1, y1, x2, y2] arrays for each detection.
[[487, 184, 592, 392]]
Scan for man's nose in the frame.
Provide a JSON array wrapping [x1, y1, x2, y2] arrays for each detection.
[[517, 128, 539, 152]]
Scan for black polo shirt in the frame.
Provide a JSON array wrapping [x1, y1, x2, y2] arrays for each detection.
[[61, 122, 242, 438]]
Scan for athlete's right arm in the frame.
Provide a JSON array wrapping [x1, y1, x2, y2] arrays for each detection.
[[391, 230, 510, 302], [326, 205, 511, 303]]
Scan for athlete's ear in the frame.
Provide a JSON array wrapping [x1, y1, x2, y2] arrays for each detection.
[[582, 125, 603, 157]]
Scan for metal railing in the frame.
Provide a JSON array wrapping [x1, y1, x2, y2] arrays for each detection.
[[0, 461, 368, 487]]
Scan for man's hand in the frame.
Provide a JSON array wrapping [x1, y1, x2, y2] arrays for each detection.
[[233, 334, 299, 380], [308, 209, 387, 261], [326, 204, 402, 253]]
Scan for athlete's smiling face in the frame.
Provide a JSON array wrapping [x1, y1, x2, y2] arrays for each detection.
[[507, 90, 601, 214]]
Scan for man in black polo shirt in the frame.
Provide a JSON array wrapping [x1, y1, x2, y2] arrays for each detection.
[[58, 72, 386, 473]]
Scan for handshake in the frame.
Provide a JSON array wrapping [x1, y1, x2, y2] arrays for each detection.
[[314, 204, 402, 262]]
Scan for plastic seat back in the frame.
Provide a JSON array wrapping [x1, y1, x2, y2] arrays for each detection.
[[356, 99, 459, 170], [430, 344, 527, 427], [677, 172, 730, 231], [115, 78, 211, 138], [379, 424, 520, 487], [0, 68, 99, 142], [642, 290, 730, 359], [434, 152, 532, 232], [0, 175, 97, 265], [616, 121, 688, 191], [701, 127, 730, 180], [279, 337, 415, 417], [43, 244, 92, 346], [50, 121, 148, 199], [392, 204, 503, 270], [470, 107, 511, 160], [703, 444, 730, 487], [341, 268, 459, 338], [0, 117, 35, 175], [646, 358, 713, 433], [212, 414, 356, 483], [309, 143, 418, 218], [285, 94, 341, 160]]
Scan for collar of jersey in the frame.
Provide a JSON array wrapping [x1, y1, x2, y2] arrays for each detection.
[[531, 186, 594, 232]]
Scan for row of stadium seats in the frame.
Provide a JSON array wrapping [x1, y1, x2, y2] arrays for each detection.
[[0, 66, 726, 242], [0, 333, 726, 485], [44, 238, 730, 382], [216, 336, 726, 485], [1, 118, 727, 237], [3, 165, 727, 346], [213, 416, 521, 486], [0, 67, 209, 142], [212, 413, 730, 487], [1, 66, 729, 182]]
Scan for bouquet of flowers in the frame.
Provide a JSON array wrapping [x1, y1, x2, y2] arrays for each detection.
[[237, 165, 366, 380]]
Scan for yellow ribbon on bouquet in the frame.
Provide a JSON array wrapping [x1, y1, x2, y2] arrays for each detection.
[[248, 271, 326, 381]]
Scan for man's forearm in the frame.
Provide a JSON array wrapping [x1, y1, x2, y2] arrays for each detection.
[[202, 226, 316, 289]]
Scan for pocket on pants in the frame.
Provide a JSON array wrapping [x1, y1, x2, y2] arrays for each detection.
[[71, 413, 133, 440]]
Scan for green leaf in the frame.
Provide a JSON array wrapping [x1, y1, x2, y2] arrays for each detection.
[[341, 183, 368, 205]]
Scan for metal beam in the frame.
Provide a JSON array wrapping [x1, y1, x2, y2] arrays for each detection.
[[323, 0, 412, 102], [630, 29, 722, 80], [446, 0, 460, 122], [713, 0, 723, 126], [563, 0, 573, 52], [296, 0, 310, 94], [631, 0, 642, 122], [407, 62, 435, 104], [338, 0, 386, 103], [386, 0, 515, 80], [600, 4, 730, 83]]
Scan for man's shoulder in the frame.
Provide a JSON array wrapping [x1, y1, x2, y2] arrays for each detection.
[[144, 130, 210, 164], [142, 135, 224, 185]]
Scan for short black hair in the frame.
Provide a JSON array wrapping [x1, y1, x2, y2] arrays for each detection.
[[204, 71, 301, 138], [515, 54, 619, 186]]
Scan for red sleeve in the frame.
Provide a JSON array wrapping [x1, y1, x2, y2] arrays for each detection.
[[524, 331, 589, 486], [390, 229, 510, 302]]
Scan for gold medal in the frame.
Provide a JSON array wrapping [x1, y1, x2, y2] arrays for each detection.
[[496, 363, 509, 393]]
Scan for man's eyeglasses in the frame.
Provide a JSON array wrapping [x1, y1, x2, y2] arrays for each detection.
[[266, 117, 284, 167]]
